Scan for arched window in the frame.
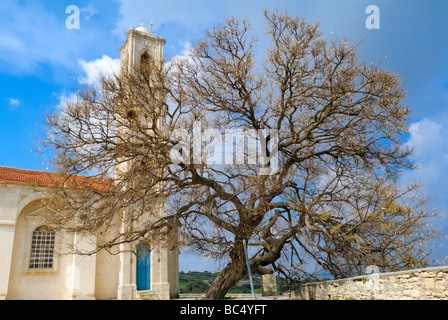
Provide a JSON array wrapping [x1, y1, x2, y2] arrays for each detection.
[[29, 226, 55, 269], [140, 52, 150, 68], [140, 52, 151, 79]]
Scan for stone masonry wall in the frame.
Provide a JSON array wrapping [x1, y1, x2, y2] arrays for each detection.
[[288, 266, 448, 300]]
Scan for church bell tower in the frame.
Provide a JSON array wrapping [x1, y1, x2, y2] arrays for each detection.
[[116, 24, 178, 301], [119, 23, 166, 75]]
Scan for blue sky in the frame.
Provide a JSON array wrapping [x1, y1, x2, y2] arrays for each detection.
[[1, 0, 448, 271]]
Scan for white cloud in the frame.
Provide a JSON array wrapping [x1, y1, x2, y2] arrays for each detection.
[[78, 55, 121, 86], [80, 4, 99, 21], [406, 118, 443, 155], [165, 42, 194, 69], [53, 55, 120, 113], [56, 92, 79, 111], [0, 1, 74, 73], [57, 55, 120, 111], [401, 118, 448, 199], [395, 116, 448, 243], [3, 97, 21, 110], [0, 1, 115, 76], [8, 98, 21, 107], [112, 0, 274, 40]]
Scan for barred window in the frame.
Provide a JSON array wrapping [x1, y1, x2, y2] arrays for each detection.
[[29, 226, 55, 269]]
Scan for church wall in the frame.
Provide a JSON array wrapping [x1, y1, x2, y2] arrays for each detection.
[[0, 181, 178, 300], [69, 233, 97, 299], [7, 223, 74, 300], [6, 189, 74, 299], [0, 183, 31, 299], [0, 224, 14, 299], [169, 248, 180, 298], [94, 249, 120, 299], [94, 226, 121, 300], [0, 183, 98, 299]]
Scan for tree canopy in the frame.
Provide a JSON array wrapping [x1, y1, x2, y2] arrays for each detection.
[[41, 10, 440, 299]]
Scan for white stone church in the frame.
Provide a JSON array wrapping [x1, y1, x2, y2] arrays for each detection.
[[0, 25, 179, 300]]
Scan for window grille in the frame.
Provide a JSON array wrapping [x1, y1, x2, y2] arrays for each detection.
[[29, 226, 55, 269]]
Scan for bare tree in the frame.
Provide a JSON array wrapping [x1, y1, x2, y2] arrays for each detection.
[[41, 10, 440, 299]]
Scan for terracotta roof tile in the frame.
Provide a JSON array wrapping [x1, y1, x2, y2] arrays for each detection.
[[0, 166, 113, 191]]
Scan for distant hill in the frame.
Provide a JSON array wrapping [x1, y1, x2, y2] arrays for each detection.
[[179, 271, 292, 294]]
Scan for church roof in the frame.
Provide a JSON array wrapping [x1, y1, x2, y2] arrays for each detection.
[[0, 166, 113, 191]]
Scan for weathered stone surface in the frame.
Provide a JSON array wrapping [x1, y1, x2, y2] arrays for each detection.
[[136, 290, 157, 300], [261, 274, 278, 297], [290, 266, 448, 300], [424, 279, 435, 290]]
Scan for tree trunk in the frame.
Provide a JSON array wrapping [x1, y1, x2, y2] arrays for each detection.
[[204, 242, 246, 300]]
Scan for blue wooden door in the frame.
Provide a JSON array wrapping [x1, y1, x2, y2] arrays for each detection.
[[136, 244, 151, 290]]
